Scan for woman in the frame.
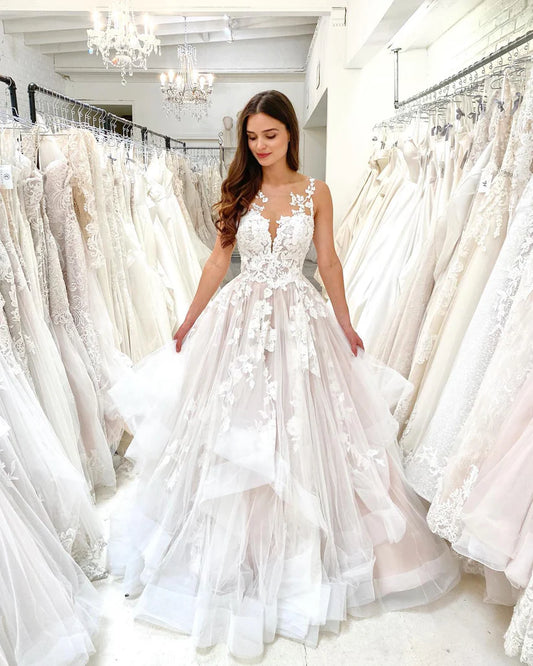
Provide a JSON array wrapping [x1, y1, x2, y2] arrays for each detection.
[[109, 90, 459, 659]]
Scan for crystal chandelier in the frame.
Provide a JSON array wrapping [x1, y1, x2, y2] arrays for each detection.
[[159, 17, 214, 121], [87, 0, 161, 85]]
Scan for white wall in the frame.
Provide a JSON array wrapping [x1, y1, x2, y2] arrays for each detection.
[[427, 0, 533, 81], [66, 76, 305, 145], [308, 0, 532, 225], [0, 27, 66, 118]]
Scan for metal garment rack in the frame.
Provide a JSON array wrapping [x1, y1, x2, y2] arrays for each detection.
[[0, 75, 19, 118], [27, 82, 186, 148], [392, 28, 533, 110]]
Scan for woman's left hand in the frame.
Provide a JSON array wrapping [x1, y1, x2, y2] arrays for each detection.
[[342, 325, 365, 356]]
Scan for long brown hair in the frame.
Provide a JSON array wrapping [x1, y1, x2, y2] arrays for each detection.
[[215, 90, 300, 248]]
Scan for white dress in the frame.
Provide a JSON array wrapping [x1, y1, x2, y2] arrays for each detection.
[[0, 417, 100, 666], [0, 312, 106, 579], [107, 177, 459, 659]]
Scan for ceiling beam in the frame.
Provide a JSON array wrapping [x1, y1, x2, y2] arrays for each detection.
[[0, 1, 331, 13], [2, 13, 221, 33], [39, 21, 316, 54], [22, 15, 317, 46], [53, 32, 312, 73]]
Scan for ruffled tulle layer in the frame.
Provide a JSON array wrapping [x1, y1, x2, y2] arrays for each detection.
[[108, 274, 459, 658]]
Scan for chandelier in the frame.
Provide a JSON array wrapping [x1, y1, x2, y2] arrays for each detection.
[[87, 0, 161, 85], [159, 17, 214, 121]]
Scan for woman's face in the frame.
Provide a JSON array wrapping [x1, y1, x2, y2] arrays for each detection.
[[246, 113, 290, 167]]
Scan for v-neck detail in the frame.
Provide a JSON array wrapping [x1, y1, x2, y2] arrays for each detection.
[[250, 177, 316, 252]]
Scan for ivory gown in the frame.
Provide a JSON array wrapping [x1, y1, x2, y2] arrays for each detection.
[[107, 177, 459, 659]]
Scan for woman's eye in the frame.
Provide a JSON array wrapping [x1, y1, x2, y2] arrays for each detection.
[[266, 135, 276, 140]]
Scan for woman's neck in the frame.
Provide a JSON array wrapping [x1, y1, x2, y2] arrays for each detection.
[[261, 161, 298, 187]]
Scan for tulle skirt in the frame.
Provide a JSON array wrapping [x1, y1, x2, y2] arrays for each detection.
[[108, 274, 460, 658], [0, 420, 100, 666]]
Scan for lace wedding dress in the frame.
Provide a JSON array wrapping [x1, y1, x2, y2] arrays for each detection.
[[108, 177, 459, 659]]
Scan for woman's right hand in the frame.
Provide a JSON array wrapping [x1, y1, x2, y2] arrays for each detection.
[[173, 321, 193, 353]]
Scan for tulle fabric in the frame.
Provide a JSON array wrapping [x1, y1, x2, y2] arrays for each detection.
[[0, 419, 100, 666], [0, 345, 106, 580], [453, 370, 533, 590], [108, 271, 459, 659]]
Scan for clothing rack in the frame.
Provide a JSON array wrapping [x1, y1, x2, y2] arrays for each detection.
[[27, 82, 185, 148], [392, 28, 533, 110], [0, 75, 19, 118]]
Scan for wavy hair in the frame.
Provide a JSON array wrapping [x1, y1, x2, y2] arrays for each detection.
[[215, 90, 300, 248]]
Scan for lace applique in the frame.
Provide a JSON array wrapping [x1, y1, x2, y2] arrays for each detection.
[[510, 67, 533, 216], [237, 178, 316, 288], [62, 130, 106, 270], [426, 465, 479, 541], [505, 576, 533, 664], [42, 159, 104, 388]]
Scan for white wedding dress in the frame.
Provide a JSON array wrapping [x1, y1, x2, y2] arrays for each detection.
[[108, 177, 459, 659], [0, 417, 100, 665]]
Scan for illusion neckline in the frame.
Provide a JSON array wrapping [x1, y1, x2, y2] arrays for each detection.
[[249, 176, 315, 252]]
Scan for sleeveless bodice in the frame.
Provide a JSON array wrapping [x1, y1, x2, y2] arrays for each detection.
[[236, 177, 316, 288]]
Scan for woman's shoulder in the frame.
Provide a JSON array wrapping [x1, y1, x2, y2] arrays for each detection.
[[302, 176, 330, 199]]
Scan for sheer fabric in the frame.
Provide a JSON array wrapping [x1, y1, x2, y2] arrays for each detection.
[[108, 178, 459, 659]]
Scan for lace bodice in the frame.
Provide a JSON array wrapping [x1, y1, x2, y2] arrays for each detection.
[[236, 178, 316, 288]]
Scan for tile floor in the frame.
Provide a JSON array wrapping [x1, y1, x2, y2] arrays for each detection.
[[89, 458, 518, 666]]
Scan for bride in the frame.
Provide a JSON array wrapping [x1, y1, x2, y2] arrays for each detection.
[[108, 89, 459, 659]]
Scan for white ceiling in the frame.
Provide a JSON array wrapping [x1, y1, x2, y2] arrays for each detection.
[[0, 11, 319, 78]]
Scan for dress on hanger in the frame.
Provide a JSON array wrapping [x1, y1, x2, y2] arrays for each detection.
[[107, 177, 459, 659], [400, 77, 528, 488], [405, 169, 533, 501], [24, 167, 115, 493], [426, 224, 533, 557], [0, 316, 106, 579], [0, 418, 100, 666], [505, 571, 533, 665], [396, 83, 513, 439]]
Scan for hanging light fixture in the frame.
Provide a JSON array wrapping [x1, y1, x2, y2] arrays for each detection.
[[159, 16, 214, 121], [87, 0, 161, 85]]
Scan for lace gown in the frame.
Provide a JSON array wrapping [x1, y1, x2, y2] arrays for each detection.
[[396, 83, 513, 439], [108, 178, 459, 659], [24, 167, 115, 493], [401, 72, 533, 498]]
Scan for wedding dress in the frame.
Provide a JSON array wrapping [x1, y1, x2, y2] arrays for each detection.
[[42, 136, 127, 452], [506, 573, 533, 665], [426, 221, 533, 553], [341, 147, 408, 303], [0, 418, 100, 666], [0, 318, 106, 579], [453, 369, 533, 589], [23, 167, 116, 493], [405, 172, 533, 500], [108, 178, 459, 659], [375, 126, 470, 376], [396, 83, 513, 437], [402, 73, 533, 497], [0, 195, 91, 483]]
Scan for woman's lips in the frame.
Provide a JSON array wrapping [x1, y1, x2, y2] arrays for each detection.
[[257, 153, 271, 158]]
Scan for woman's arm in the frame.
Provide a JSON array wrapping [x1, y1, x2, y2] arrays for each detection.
[[174, 233, 235, 351], [312, 180, 364, 356]]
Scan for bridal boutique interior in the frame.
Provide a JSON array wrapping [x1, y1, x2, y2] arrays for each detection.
[[0, 0, 532, 664]]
